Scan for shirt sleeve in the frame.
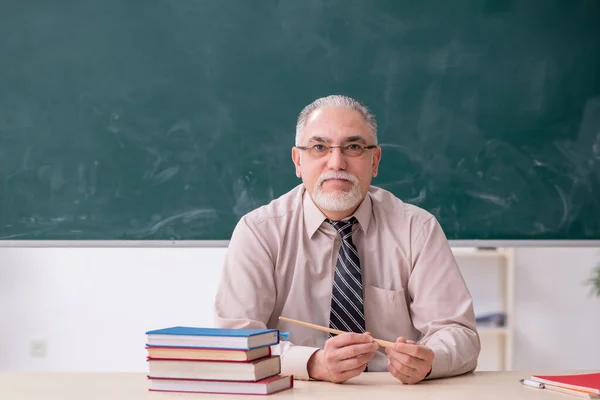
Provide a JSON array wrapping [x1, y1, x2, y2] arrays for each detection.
[[213, 216, 320, 380], [408, 216, 481, 379]]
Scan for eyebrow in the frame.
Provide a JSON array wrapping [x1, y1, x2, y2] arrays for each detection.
[[307, 136, 331, 143], [343, 135, 367, 144], [306, 135, 368, 144]]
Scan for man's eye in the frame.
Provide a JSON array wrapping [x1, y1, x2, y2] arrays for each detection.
[[312, 144, 327, 151], [347, 144, 362, 150]]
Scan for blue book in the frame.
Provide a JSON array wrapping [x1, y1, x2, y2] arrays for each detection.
[[146, 326, 279, 350]]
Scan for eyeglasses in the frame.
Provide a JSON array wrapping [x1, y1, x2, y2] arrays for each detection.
[[296, 144, 377, 158]]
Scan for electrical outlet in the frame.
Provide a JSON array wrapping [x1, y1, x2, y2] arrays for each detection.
[[30, 340, 47, 358]]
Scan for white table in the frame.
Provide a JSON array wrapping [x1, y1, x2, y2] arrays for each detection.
[[0, 371, 590, 399]]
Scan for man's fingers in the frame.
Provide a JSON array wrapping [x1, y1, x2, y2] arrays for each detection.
[[386, 346, 433, 382], [328, 332, 375, 348], [386, 339, 434, 384], [393, 342, 432, 361], [334, 341, 379, 361], [396, 337, 417, 346], [329, 362, 368, 384], [387, 350, 419, 375], [387, 346, 420, 372], [387, 347, 426, 368], [387, 360, 413, 384], [319, 332, 380, 383], [334, 352, 374, 373], [325, 342, 378, 366], [395, 336, 416, 345]]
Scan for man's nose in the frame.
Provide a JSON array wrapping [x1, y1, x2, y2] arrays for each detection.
[[326, 147, 347, 170]]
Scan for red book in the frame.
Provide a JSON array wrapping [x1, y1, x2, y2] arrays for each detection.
[[148, 374, 293, 395], [531, 372, 600, 395]]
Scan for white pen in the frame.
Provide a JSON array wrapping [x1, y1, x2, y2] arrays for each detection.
[[520, 379, 545, 389]]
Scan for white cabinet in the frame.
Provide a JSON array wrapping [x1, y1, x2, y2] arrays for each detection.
[[451, 247, 515, 371]]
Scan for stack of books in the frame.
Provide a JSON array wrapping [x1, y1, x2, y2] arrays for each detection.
[[530, 372, 600, 399], [145, 326, 293, 395]]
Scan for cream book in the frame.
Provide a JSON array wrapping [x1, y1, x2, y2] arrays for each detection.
[[145, 345, 271, 362], [148, 374, 293, 395], [148, 356, 281, 381]]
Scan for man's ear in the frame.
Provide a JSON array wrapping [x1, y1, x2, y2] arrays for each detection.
[[372, 146, 382, 177], [292, 147, 302, 178]]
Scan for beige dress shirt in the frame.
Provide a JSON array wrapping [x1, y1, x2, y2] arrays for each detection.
[[214, 184, 481, 381]]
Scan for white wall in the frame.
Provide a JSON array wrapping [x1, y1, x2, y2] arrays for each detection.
[[513, 247, 600, 370], [0, 248, 226, 372], [1, 246, 599, 372]]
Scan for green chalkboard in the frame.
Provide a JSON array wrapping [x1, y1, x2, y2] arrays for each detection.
[[1, 0, 600, 241]]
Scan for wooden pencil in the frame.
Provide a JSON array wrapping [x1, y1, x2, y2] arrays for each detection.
[[278, 316, 395, 348]]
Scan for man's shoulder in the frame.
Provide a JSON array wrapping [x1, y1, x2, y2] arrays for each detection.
[[368, 185, 435, 225], [241, 184, 304, 228]]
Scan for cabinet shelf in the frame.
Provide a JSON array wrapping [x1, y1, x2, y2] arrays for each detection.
[[452, 247, 515, 371], [478, 327, 509, 335], [452, 247, 508, 260]]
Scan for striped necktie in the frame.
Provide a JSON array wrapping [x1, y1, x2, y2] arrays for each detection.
[[327, 217, 366, 336]]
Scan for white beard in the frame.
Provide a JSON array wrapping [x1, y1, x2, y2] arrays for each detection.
[[313, 171, 362, 212]]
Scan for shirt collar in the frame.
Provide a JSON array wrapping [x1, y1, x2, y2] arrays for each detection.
[[303, 187, 373, 238]]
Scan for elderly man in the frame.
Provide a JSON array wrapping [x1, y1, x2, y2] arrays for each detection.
[[214, 95, 480, 384]]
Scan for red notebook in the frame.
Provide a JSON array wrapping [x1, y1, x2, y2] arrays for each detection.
[[531, 373, 600, 394]]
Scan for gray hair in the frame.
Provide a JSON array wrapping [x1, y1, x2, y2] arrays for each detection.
[[295, 95, 378, 146]]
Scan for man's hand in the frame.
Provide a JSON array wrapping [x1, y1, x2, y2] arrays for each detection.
[[308, 332, 379, 383], [385, 337, 434, 384]]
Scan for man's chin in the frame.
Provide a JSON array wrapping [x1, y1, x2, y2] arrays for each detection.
[[313, 189, 362, 211], [318, 189, 350, 199]]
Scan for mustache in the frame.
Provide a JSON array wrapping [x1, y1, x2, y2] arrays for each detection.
[[316, 171, 359, 187]]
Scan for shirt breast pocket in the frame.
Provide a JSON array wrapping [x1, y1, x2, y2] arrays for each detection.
[[363, 284, 417, 342]]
